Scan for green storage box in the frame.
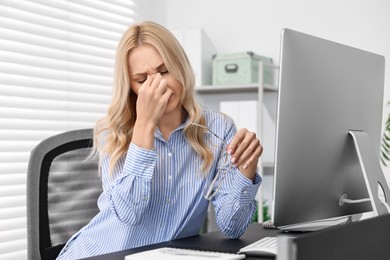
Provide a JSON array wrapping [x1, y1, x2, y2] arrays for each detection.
[[212, 51, 273, 85]]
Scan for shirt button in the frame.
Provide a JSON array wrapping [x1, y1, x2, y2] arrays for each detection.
[[168, 152, 172, 157], [168, 175, 172, 180]]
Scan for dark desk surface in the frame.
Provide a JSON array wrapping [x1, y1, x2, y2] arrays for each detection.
[[84, 223, 282, 260], [84, 213, 390, 260]]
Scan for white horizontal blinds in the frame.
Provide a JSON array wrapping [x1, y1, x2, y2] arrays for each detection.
[[0, 0, 138, 259]]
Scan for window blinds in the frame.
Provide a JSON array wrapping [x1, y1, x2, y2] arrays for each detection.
[[0, 1, 137, 259]]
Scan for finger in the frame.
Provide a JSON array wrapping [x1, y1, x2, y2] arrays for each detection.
[[155, 78, 167, 95], [230, 131, 256, 164], [227, 128, 247, 154], [240, 142, 263, 169], [136, 75, 152, 94], [143, 76, 166, 103], [149, 73, 162, 88], [159, 88, 173, 105], [233, 137, 259, 167]]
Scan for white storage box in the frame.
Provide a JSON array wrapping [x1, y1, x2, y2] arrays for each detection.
[[212, 52, 273, 85]]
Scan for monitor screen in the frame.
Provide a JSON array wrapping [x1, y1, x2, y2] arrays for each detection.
[[272, 29, 388, 231]]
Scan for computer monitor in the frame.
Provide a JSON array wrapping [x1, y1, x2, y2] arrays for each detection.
[[272, 29, 390, 231]]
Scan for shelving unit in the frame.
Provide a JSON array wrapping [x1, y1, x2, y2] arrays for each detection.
[[196, 62, 279, 227]]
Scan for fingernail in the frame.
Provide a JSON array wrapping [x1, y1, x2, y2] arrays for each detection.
[[228, 149, 232, 155], [231, 157, 236, 164], [243, 164, 248, 169]]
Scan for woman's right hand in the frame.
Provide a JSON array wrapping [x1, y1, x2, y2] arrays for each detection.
[[135, 73, 172, 127], [132, 73, 172, 149]]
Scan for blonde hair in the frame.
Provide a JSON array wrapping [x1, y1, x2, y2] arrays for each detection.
[[94, 21, 213, 174]]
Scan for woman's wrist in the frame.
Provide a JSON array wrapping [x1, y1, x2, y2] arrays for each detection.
[[238, 159, 258, 183], [132, 121, 156, 149]]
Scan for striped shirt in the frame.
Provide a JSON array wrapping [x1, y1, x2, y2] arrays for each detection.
[[57, 110, 261, 259]]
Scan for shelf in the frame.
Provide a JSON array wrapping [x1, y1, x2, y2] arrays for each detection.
[[262, 162, 275, 168], [195, 83, 277, 94]]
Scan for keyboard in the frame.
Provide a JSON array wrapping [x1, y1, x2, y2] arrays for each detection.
[[238, 237, 278, 256]]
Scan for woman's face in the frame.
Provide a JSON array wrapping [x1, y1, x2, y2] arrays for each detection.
[[128, 44, 183, 117]]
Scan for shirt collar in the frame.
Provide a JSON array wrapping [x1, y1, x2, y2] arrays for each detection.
[[154, 114, 189, 141]]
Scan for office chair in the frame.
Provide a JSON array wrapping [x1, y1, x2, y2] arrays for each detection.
[[27, 129, 103, 260]]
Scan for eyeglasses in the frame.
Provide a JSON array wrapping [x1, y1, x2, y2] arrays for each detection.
[[190, 123, 233, 200]]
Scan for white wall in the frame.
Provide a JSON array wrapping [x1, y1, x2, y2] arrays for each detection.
[[147, 0, 390, 180], [161, 0, 390, 101]]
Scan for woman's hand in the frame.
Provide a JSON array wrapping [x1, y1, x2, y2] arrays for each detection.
[[132, 74, 172, 149], [135, 73, 172, 128], [227, 129, 263, 181]]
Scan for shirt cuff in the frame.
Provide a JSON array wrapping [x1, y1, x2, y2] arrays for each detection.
[[232, 171, 262, 204], [122, 143, 157, 179]]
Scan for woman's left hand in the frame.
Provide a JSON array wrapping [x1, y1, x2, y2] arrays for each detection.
[[227, 129, 263, 181]]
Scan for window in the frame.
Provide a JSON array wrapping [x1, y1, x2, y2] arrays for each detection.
[[0, 0, 140, 258]]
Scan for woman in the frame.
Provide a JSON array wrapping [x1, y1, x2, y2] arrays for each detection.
[[57, 21, 263, 259]]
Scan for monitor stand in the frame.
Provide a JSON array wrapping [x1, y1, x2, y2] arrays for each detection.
[[347, 130, 390, 215]]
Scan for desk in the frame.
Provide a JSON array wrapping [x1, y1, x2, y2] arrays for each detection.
[[83, 223, 281, 260], [83, 214, 390, 260]]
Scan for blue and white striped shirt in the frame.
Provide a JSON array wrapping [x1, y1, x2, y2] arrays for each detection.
[[57, 110, 261, 259]]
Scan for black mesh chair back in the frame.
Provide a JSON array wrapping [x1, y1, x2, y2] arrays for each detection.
[[27, 129, 103, 260]]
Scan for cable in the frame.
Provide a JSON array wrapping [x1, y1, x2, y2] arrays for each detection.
[[378, 195, 390, 213], [340, 193, 390, 213], [338, 194, 370, 206]]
